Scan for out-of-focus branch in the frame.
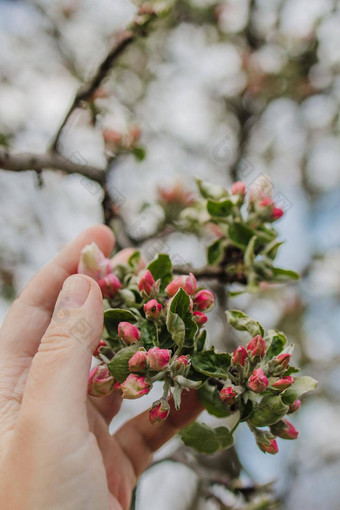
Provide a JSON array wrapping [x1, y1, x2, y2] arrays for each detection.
[[0, 147, 105, 185], [49, 29, 136, 152], [173, 264, 247, 284]]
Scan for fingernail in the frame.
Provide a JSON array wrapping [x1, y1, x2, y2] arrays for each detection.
[[60, 275, 91, 308]]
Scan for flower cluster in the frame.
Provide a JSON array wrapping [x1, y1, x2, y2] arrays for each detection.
[[78, 187, 316, 456], [79, 244, 215, 425]]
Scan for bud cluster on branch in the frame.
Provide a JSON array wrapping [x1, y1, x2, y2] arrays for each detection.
[[79, 177, 317, 457]]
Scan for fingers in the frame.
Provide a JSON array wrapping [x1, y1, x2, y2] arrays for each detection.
[[0, 224, 114, 359], [89, 391, 123, 424], [114, 390, 203, 478], [19, 275, 104, 429], [0, 225, 114, 414]]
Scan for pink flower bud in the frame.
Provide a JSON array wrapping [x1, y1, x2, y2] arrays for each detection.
[[258, 438, 279, 455], [147, 347, 171, 371], [88, 365, 115, 397], [193, 289, 215, 312], [98, 273, 121, 299], [118, 322, 141, 344], [232, 346, 248, 366], [272, 207, 284, 220], [260, 197, 274, 208], [270, 419, 299, 440], [231, 181, 246, 196], [193, 311, 208, 327], [175, 355, 189, 367], [272, 376, 295, 391], [247, 335, 266, 359], [220, 386, 237, 405], [138, 270, 156, 296], [288, 399, 301, 414], [93, 340, 108, 358], [149, 400, 170, 424], [128, 350, 148, 372], [274, 353, 291, 372], [248, 368, 268, 393], [114, 373, 151, 399], [144, 299, 162, 320], [165, 273, 197, 297], [78, 242, 112, 281]]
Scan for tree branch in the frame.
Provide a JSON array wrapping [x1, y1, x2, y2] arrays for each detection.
[[0, 147, 106, 185], [173, 264, 247, 284], [49, 29, 136, 152]]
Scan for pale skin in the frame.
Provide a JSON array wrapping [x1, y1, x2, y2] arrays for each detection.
[[0, 225, 203, 510]]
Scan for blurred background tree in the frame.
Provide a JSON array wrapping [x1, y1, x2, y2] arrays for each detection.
[[0, 0, 339, 509]]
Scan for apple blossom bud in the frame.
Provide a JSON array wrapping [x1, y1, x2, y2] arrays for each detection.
[[232, 346, 248, 366], [260, 197, 274, 208], [193, 311, 208, 327], [272, 207, 284, 220], [165, 273, 197, 297], [272, 376, 295, 391], [103, 129, 122, 147], [248, 368, 268, 393], [148, 347, 171, 371], [270, 353, 291, 375], [247, 335, 266, 359], [114, 374, 151, 399], [175, 355, 189, 367], [118, 322, 141, 344], [138, 270, 156, 296], [258, 438, 279, 455], [88, 365, 115, 397], [288, 399, 301, 414], [78, 243, 112, 281], [144, 299, 162, 320], [220, 386, 237, 405], [270, 419, 299, 440], [149, 400, 170, 424], [93, 340, 108, 358], [128, 350, 148, 372], [231, 181, 246, 196], [193, 289, 215, 312], [98, 273, 121, 299]]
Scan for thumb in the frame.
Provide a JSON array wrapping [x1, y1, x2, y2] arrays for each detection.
[[21, 275, 103, 426]]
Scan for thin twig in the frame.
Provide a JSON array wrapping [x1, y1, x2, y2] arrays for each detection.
[[173, 264, 247, 284], [49, 29, 136, 152]]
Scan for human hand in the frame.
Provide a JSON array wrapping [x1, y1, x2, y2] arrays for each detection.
[[0, 225, 203, 510]]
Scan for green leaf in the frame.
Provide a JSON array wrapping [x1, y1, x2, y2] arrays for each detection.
[[244, 235, 257, 267], [281, 376, 318, 406], [272, 267, 300, 282], [226, 310, 264, 337], [108, 343, 141, 383], [196, 329, 207, 352], [191, 348, 231, 379], [180, 422, 234, 454], [128, 250, 142, 271], [104, 308, 138, 336], [139, 320, 158, 350], [250, 395, 289, 427], [196, 178, 227, 200], [265, 330, 287, 360], [147, 253, 173, 291], [197, 384, 231, 418], [207, 238, 225, 265], [263, 240, 284, 259], [166, 288, 198, 348], [207, 198, 234, 217], [228, 222, 255, 249], [285, 366, 300, 376], [133, 146, 146, 161]]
